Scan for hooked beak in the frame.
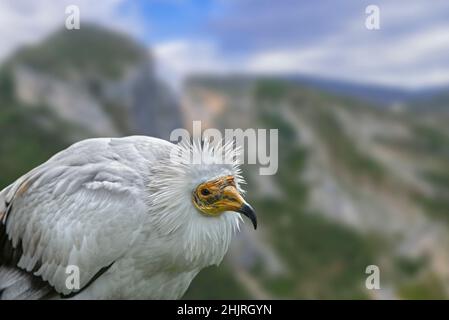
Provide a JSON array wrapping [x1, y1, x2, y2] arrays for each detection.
[[237, 202, 257, 230], [221, 186, 257, 230]]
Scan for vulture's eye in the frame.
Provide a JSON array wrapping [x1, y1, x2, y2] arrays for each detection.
[[201, 188, 211, 196]]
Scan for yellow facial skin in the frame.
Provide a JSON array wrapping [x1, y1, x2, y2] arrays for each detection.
[[193, 175, 257, 229], [192, 176, 243, 216]]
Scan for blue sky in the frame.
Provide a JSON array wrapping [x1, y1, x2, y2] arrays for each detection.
[[133, 0, 369, 53], [133, 0, 221, 43], [1, 0, 449, 89], [131, 0, 449, 89]]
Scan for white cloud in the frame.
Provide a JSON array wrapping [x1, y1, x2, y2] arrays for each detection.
[[153, 39, 239, 90], [381, 25, 449, 66], [246, 48, 329, 74], [154, 16, 449, 90], [243, 23, 449, 88]]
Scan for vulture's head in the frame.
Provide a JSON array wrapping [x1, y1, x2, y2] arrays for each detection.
[[192, 174, 256, 229], [146, 140, 256, 243]]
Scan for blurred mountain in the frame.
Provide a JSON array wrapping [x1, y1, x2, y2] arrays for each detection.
[[284, 74, 449, 110], [408, 91, 449, 115], [182, 75, 449, 299], [1, 24, 182, 140], [0, 24, 182, 187], [285, 74, 413, 107]]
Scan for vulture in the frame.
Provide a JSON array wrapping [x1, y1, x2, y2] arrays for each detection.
[[0, 136, 256, 299]]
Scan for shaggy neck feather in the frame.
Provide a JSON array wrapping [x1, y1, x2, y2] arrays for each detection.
[[143, 142, 244, 268]]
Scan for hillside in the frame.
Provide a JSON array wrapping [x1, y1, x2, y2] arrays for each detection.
[[1, 24, 182, 139], [0, 25, 182, 187], [182, 76, 449, 299]]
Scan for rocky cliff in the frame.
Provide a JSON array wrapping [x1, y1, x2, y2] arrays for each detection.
[[4, 24, 182, 141]]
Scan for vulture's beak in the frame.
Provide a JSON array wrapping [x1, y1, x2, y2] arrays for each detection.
[[221, 186, 257, 230], [237, 202, 257, 230]]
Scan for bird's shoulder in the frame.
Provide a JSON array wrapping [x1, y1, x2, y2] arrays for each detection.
[[49, 135, 175, 166], [0, 135, 174, 297]]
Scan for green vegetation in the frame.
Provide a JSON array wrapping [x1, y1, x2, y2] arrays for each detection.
[[416, 194, 449, 224], [254, 79, 290, 101], [0, 68, 69, 189], [398, 272, 447, 299], [183, 263, 251, 299], [10, 24, 146, 80], [423, 170, 449, 191], [416, 155, 449, 225], [413, 124, 449, 158], [375, 122, 449, 165], [312, 108, 386, 183]]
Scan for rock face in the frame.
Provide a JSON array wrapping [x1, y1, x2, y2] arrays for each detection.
[[7, 24, 182, 141], [125, 61, 182, 138], [13, 65, 118, 137]]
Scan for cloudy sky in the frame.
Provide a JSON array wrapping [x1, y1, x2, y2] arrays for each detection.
[[1, 0, 449, 89]]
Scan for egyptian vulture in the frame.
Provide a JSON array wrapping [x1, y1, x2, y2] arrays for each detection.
[[0, 136, 256, 299]]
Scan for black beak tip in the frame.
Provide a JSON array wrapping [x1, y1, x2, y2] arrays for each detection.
[[238, 203, 257, 230]]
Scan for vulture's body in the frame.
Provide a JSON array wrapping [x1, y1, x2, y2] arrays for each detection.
[[0, 136, 253, 299]]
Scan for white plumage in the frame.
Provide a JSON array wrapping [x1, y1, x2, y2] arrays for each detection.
[[0, 136, 255, 299]]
